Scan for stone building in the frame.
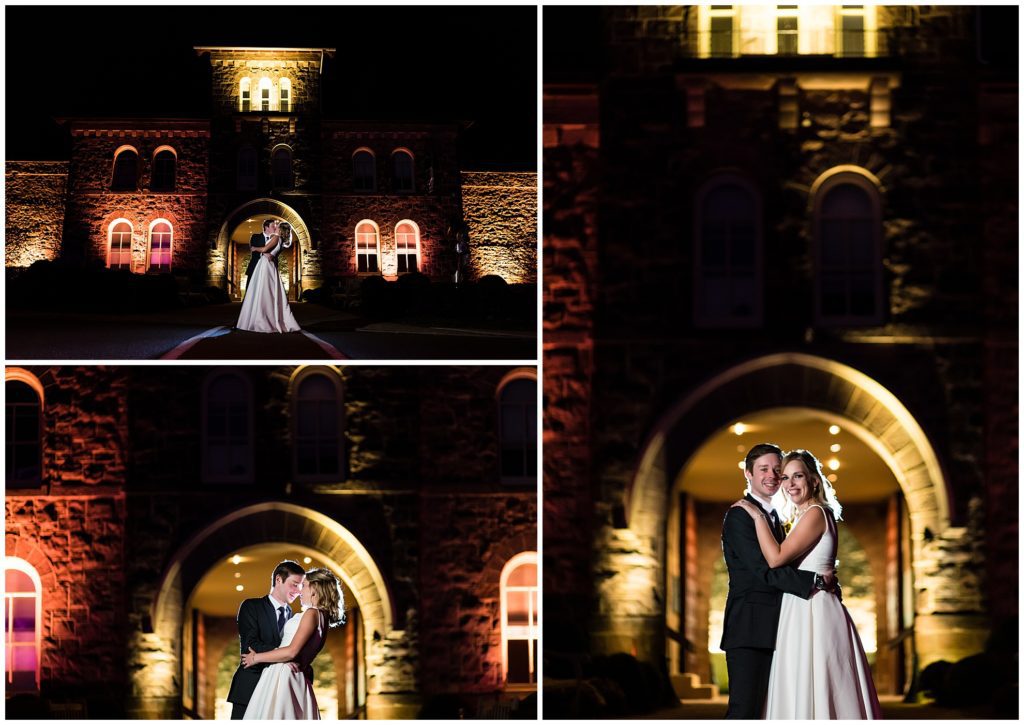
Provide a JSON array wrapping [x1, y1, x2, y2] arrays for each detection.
[[4, 365, 538, 718], [5, 46, 537, 299], [544, 5, 1016, 701]]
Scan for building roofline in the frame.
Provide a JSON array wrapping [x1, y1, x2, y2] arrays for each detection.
[[193, 46, 336, 54]]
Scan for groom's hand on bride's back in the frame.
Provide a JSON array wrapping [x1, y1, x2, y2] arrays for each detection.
[[821, 568, 843, 601]]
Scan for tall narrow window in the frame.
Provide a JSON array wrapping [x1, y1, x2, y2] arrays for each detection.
[[709, 6, 736, 57], [5, 380, 41, 487], [352, 149, 376, 192], [279, 78, 291, 113], [776, 6, 799, 55], [4, 558, 42, 693], [272, 147, 294, 190], [695, 176, 762, 327], [293, 372, 343, 481], [838, 5, 867, 57], [111, 147, 139, 191], [108, 220, 133, 270], [148, 220, 173, 273], [394, 221, 420, 274], [499, 375, 537, 484], [259, 78, 272, 112], [203, 372, 253, 482], [355, 221, 381, 274], [814, 172, 883, 325], [151, 148, 176, 192], [237, 146, 257, 191], [392, 149, 414, 193], [240, 78, 252, 112], [501, 553, 538, 686]]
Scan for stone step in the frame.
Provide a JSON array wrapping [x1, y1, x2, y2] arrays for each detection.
[[671, 672, 720, 701]]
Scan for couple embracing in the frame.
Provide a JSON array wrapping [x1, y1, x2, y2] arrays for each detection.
[[721, 443, 882, 719], [236, 219, 301, 333], [227, 560, 345, 720]]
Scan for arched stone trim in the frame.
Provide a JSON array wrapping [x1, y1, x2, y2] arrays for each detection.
[[5, 367, 45, 406], [478, 535, 538, 601]]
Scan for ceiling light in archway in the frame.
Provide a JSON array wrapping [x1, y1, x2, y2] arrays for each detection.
[[732, 422, 747, 436], [828, 458, 840, 471], [737, 460, 745, 470], [231, 555, 242, 565], [303, 557, 312, 564], [829, 425, 841, 435], [828, 474, 838, 483], [831, 443, 841, 453], [236, 585, 244, 592]]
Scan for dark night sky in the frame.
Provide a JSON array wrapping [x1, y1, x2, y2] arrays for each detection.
[[5, 5, 537, 168]]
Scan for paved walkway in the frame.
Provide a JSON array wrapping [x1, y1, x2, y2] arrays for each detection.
[[636, 695, 999, 719]]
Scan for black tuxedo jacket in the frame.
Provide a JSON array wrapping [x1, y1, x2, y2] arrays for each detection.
[[719, 494, 815, 651], [226, 596, 285, 705], [245, 232, 278, 281]]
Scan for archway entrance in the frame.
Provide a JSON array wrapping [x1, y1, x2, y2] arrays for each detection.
[[669, 407, 910, 696], [592, 354, 986, 699], [217, 199, 312, 301], [138, 503, 393, 719]]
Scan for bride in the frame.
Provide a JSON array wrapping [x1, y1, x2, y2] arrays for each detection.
[[236, 220, 301, 333], [732, 449, 882, 719], [241, 568, 346, 720]]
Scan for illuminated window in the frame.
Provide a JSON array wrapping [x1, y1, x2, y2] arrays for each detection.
[[695, 175, 761, 327], [5, 379, 41, 487], [108, 219, 133, 270], [148, 220, 173, 273], [353, 149, 376, 192], [292, 371, 344, 481], [237, 146, 257, 191], [394, 220, 420, 274], [776, 6, 800, 55], [355, 221, 381, 274], [203, 371, 253, 483], [240, 78, 251, 112], [272, 146, 294, 190], [279, 78, 291, 112], [498, 374, 537, 484], [259, 77, 272, 112], [392, 149, 414, 193], [151, 147, 176, 192], [838, 5, 868, 57], [813, 172, 883, 325], [111, 147, 139, 191], [501, 552, 538, 686], [708, 5, 737, 57], [4, 558, 42, 693]]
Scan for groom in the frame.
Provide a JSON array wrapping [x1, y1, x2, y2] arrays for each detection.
[[226, 559, 306, 719], [245, 218, 279, 290], [720, 443, 833, 718]]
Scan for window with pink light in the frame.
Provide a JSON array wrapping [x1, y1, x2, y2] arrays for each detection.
[[108, 220, 133, 271], [501, 552, 538, 686], [395, 221, 420, 274], [355, 221, 381, 274], [4, 559, 41, 693], [149, 221, 173, 273]]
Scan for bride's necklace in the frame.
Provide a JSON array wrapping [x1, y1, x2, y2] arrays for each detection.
[[792, 503, 813, 521]]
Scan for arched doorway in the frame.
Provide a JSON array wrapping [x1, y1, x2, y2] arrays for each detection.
[[137, 503, 394, 719], [214, 199, 313, 301], [592, 353, 987, 695]]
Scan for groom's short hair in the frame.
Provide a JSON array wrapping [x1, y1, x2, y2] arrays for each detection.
[[262, 218, 276, 230], [744, 443, 783, 473], [271, 559, 305, 587]]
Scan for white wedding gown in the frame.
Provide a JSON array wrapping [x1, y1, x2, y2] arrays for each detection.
[[244, 608, 325, 720], [237, 242, 300, 333], [765, 505, 882, 719]]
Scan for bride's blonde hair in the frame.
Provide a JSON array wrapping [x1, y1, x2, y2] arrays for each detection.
[[779, 449, 843, 522], [304, 568, 345, 627]]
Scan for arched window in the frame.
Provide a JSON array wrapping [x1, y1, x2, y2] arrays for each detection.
[[694, 175, 762, 327], [500, 552, 538, 686], [352, 149, 376, 192], [392, 149, 414, 193], [203, 371, 253, 483], [292, 370, 344, 481], [108, 219, 133, 270], [498, 373, 537, 484], [279, 78, 291, 113], [355, 220, 381, 274], [5, 374, 42, 487], [151, 147, 177, 192], [394, 220, 421, 274], [111, 146, 139, 191], [813, 171, 883, 325], [237, 146, 257, 191], [272, 146, 294, 190], [239, 77, 252, 112], [4, 557, 42, 693], [258, 77, 272, 112], [148, 220, 173, 273]]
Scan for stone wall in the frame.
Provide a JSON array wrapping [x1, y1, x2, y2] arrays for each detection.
[[202, 51, 326, 116], [461, 171, 537, 284], [5, 161, 68, 269]]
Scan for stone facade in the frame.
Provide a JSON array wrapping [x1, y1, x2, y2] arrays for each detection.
[[543, 4, 1015, 691], [5, 366, 537, 717], [5, 162, 68, 269], [462, 172, 538, 284], [7, 47, 537, 297]]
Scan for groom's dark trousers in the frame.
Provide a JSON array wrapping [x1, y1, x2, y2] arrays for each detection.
[[226, 596, 283, 719], [720, 495, 815, 719]]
